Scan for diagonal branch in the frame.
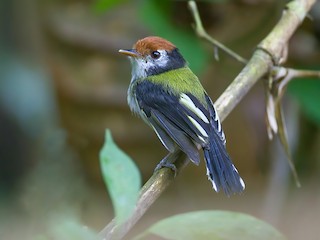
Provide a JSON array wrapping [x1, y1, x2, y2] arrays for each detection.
[[188, 1, 248, 64], [99, 0, 316, 239]]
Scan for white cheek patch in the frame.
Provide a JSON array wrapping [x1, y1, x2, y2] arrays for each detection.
[[180, 93, 209, 124], [155, 50, 169, 68], [130, 58, 149, 80], [129, 50, 169, 80]]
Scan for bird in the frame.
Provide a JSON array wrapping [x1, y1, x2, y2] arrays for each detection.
[[119, 36, 245, 195]]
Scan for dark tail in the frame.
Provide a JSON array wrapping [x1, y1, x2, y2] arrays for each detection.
[[203, 136, 245, 196]]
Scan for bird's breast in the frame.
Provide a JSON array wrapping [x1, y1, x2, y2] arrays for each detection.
[[127, 82, 140, 114], [127, 80, 150, 125]]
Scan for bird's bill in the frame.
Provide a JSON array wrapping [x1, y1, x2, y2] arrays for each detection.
[[119, 49, 139, 57]]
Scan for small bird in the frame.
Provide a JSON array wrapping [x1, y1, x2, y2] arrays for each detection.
[[119, 36, 245, 195]]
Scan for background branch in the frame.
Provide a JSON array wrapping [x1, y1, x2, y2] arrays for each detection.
[[188, 1, 248, 64], [99, 0, 316, 239], [274, 67, 320, 91]]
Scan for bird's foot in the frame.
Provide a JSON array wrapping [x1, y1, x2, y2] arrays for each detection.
[[154, 161, 177, 173], [154, 154, 178, 177]]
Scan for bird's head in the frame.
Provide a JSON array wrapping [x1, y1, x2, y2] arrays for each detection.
[[119, 36, 186, 79]]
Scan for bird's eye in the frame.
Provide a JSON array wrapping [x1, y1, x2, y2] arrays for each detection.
[[151, 51, 161, 59]]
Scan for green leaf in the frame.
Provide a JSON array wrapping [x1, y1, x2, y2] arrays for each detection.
[[136, 210, 286, 240], [100, 129, 141, 224], [288, 78, 320, 125], [48, 215, 98, 240], [139, 0, 209, 74], [33, 235, 49, 240]]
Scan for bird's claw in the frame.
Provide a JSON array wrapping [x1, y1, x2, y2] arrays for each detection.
[[154, 161, 177, 177]]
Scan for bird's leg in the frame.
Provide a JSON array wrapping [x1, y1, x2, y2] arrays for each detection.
[[154, 150, 183, 176]]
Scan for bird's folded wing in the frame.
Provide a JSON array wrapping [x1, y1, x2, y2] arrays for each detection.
[[136, 81, 213, 165], [150, 109, 200, 165]]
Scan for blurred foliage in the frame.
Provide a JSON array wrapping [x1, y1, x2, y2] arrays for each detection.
[[1, 0, 320, 239], [94, 0, 211, 74], [136, 210, 285, 240], [93, 0, 129, 13], [288, 76, 320, 125], [36, 213, 98, 240], [100, 130, 141, 224], [99, 131, 286, 239], [140, 0, 210, 75]]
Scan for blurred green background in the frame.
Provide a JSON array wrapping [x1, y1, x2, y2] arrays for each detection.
[[0, 0, 320, 239]]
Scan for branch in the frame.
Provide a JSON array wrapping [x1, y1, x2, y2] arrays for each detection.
[[99, 0, 316, 239], [188, 1, 248, 64], [99, 151, 187, 240], [273, 67, 320, 92], [216, 0, 316, 120], [264, 66, 320, 187]]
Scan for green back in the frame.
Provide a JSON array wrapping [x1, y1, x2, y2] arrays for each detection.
[[147, 67, 207, 105]]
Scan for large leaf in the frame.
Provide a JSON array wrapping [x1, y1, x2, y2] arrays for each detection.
[[139, 0, 209, 74], [136, 210, 286, 240], [100, 129, 141, 224], [47, 214, 98, 240]]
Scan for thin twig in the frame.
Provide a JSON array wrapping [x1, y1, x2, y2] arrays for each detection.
[[273, 67, 320, 91], [289, 69, 320, 79], [99, 0, 317, 239], [188, 1, 248, 64]]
